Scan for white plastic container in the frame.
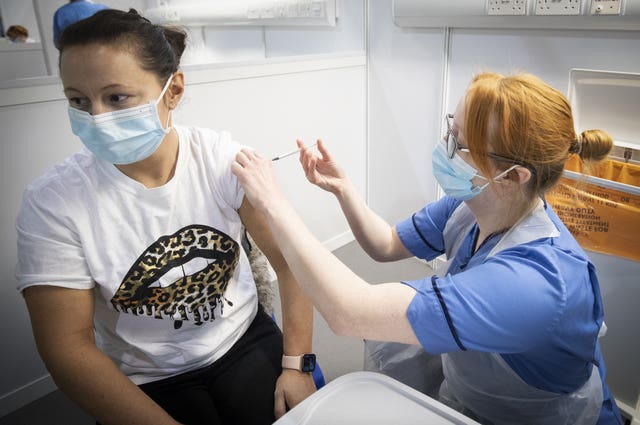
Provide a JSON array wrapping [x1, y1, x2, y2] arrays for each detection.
[[273, 371, 479, 425]]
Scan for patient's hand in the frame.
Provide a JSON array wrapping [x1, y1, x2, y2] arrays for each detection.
[[274, 369, 317, 419]]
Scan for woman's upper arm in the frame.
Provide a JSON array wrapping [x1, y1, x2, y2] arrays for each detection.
[[23, 285, 95, 357], [394, 197, 459, 261], [387, 227, 414, 261], [237, 197, 288, 272]]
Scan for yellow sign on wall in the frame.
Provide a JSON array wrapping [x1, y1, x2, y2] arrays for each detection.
[[547, 157, 640, 262]]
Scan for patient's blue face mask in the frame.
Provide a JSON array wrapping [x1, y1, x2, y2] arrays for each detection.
[[432, 141, 516, 201], [67, 75, 174, 165]]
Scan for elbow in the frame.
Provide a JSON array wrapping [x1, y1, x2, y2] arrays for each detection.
[[364, 245, 400, 263], [368, 251, 393, 263], [322, 283, 371, 337], [36, 345, 74, 376], [325, 310, 358, 337], [327, 317, 348, 336], [36, 351, 74, 392], [35, 334, 96, 379]]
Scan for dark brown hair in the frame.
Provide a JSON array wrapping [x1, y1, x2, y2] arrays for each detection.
[[57, 8, 187, 82]]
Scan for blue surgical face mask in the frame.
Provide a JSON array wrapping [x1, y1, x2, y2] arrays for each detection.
[[68, 75, 174, 165], [432, 141, 516, 201]]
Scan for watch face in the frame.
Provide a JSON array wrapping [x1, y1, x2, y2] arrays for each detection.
[[301, 354, 316, 372]]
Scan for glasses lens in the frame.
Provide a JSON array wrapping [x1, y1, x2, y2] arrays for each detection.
[[446, 115, 456, 159]]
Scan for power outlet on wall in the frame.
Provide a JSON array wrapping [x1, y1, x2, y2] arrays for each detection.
[[535, 0, 581, 15], [590, 0, 622, 15], [488, 0, 527, 15]]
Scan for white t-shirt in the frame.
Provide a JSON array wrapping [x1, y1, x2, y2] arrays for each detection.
[[16, 126, 258, 384]]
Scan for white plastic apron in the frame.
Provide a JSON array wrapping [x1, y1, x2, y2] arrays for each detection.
[[436, 200, 604, 425]]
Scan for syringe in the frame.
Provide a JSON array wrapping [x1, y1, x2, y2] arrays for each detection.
[[271, 142, 318, 161]]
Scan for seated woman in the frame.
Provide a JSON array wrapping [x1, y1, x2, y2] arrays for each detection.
[[16, 9, 316, 425]]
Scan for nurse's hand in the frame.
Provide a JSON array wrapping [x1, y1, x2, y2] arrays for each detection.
[[298, 139, 346, 195], [232, 148, 286, 215]]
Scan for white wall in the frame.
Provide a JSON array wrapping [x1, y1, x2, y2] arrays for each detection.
[[368, 1, 640, 221], [1, 0, 40, 40], [180, 1, 365, 65], [367, 4, 445, 224], [3, 0, 364, 80], [174, 56, 366, 248], [0, 96, 76, 417], [0, 43, 47, 80], [0, 1, 46, 80]]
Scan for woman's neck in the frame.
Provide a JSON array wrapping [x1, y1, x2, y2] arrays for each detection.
[[115, 129, 179, 188], [469, 192, 538, 251]]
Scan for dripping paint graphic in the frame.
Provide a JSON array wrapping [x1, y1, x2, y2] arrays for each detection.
[[110, 225, 239, 328]]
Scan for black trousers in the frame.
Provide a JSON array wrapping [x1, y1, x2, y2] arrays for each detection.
[[98, 307, 284, 425]]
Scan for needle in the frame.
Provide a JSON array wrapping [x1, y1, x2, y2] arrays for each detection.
[[271, 142, 317, 161]]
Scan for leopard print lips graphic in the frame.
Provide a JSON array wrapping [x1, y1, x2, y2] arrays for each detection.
[[110, 225, 239, 329]]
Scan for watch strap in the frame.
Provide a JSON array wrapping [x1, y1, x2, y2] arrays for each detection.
[[282, 353, 316, 372], [282, 355, 304, 371]]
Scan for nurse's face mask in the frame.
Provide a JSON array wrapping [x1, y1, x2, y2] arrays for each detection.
[[67, 74, 174, 165], [432, 114, 517, 201]]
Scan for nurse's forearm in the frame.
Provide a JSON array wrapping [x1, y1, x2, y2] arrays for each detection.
[[262, 198, 417, 343], [334, 178, 410, 262]]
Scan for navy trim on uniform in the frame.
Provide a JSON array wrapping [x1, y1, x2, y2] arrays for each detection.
[[411, 214, 441, 253], [431, 275, 466, 351]]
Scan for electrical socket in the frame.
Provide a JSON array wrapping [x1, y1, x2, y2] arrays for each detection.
[[488, 0, 527, 15], [590, 0, 622, 15], [535, 0, 581, 15]]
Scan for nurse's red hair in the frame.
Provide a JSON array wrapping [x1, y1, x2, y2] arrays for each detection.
[[464, 72, 612, 197]]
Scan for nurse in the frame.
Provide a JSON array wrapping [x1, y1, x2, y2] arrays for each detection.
[[16, 8, 315, 425], [232, 72, 623, 424]]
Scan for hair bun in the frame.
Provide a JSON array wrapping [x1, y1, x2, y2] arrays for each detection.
[[577, 129, 613, 162]]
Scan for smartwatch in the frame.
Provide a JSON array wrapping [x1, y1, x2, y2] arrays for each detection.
[[282, 354, 316, 373]]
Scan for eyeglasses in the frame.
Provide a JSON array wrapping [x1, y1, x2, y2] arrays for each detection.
[[444, 113, 524, 166], [445, 113, 470, 159]]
